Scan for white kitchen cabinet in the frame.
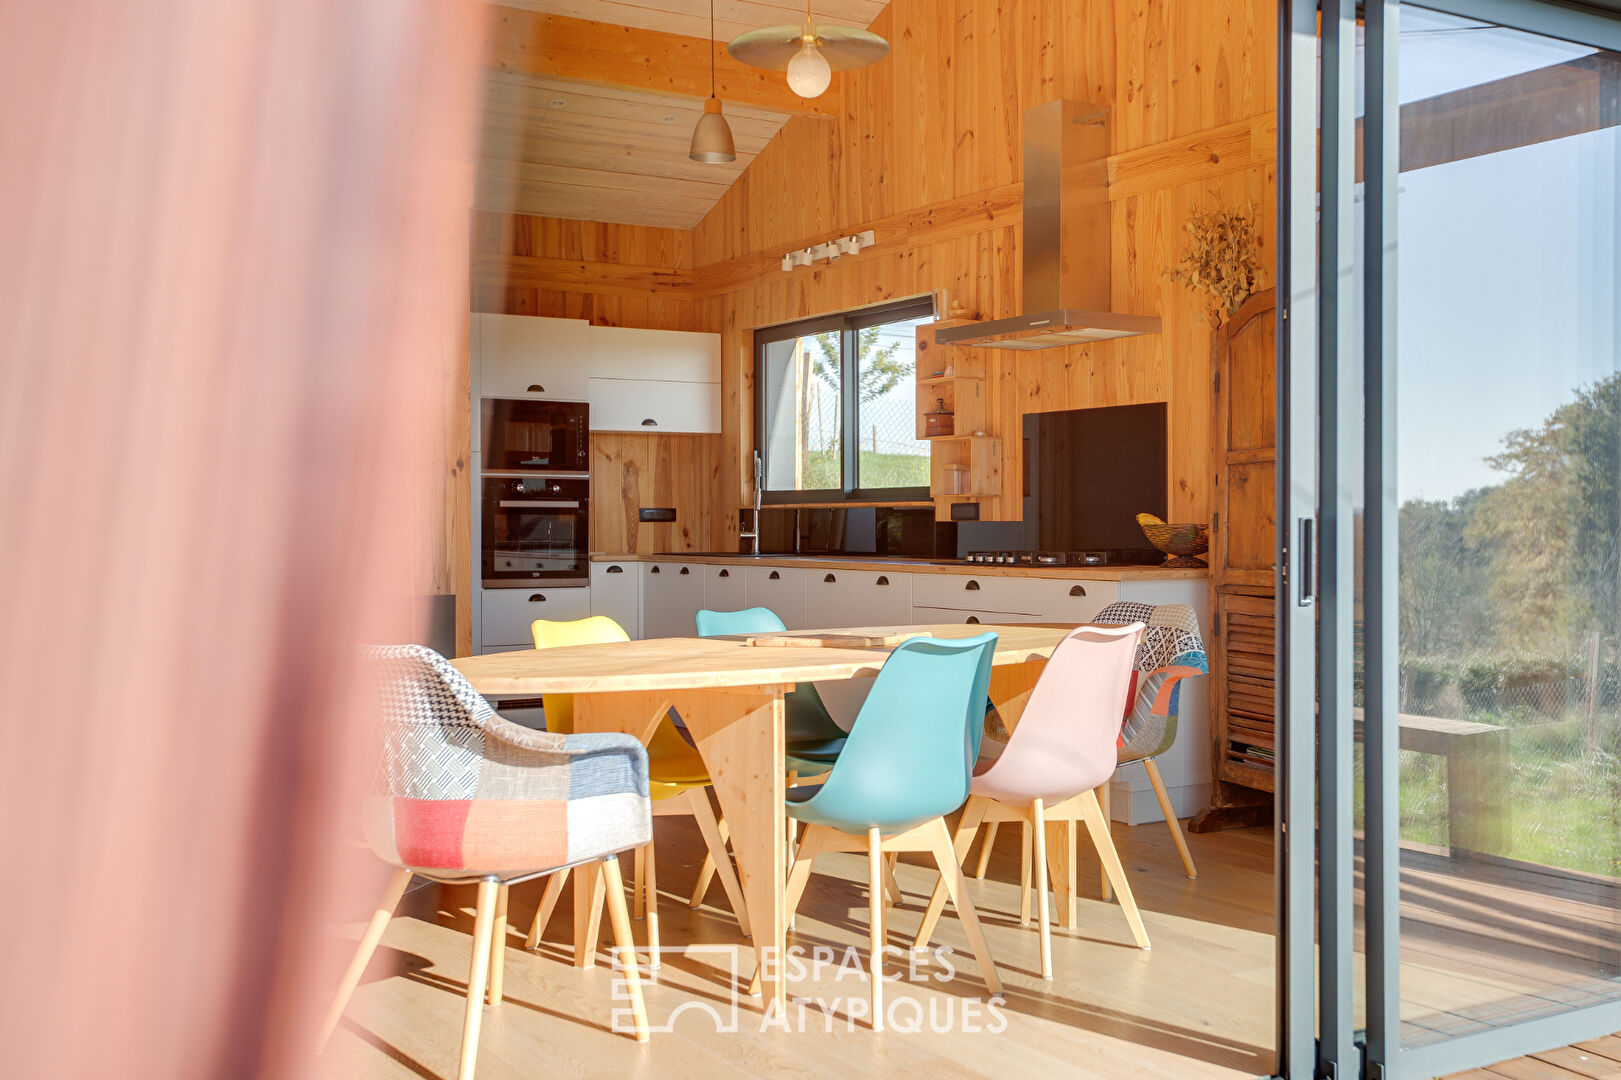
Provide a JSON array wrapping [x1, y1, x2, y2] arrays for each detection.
[[641, 561, 705, 639], [590, 560, 641, 638], [806, 568, 911, 629], [909, 605, 1049, 626], [588, 377, 720, 434], [701, 565, 747, 615], [475, 314, 590, 402], [589, 325, 719, 384], [743, 565, 810, 629], [910, 572, 1118, 620], [480, 586, 592, 650]]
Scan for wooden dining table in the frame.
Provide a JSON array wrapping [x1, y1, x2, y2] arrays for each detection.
[[452, 622, 1076, 1012]]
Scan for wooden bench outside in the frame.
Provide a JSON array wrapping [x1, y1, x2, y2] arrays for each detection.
[[1355, 707, 1511, 858]]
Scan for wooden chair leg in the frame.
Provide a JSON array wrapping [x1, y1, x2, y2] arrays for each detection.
[[688, 788, 751, 938], [882, 851, 903, 906], [486, 884, 508, 1005], [1078, 789, 1150, 948], [1030, 800, 1052, 980], [1144, 757, 1198, 879], [911, 796, 986, 950], [1019, 821, 1033, 927], [601, 855, 650, 1043], [525, 869, 567, 949], [458, 878, 500, 1080], [644, 836, 661, 970], [973, 821, 1000, 879], [1098, 780, 1114, 902], [573, 862, 607, 969], [633, 845, 646, 919], [319, 866, 411, 1047], [922, 817, 1002, 996], [867, 827, 886, 1032]]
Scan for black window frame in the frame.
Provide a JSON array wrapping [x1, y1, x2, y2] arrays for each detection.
[[753, 296, 937, 504]]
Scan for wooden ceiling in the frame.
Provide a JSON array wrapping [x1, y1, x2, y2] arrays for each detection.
[[476, 1, 885, 229]]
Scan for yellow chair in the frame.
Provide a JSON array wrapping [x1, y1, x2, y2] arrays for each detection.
[[523, 616, 750, 966]]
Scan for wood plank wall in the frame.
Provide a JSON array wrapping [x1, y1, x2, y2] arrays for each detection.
[[470, 0, 1278, 553]]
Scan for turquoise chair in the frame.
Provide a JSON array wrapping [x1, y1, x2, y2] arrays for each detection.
[[778, 632, 1003, 1031], [694, 607, 846, 775]]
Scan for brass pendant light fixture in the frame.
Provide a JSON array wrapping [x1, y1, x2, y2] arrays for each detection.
[[726, 0, 889, 99], [689, 0, 736, 162]]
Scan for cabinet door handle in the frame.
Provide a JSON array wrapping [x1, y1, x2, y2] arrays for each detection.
[[679, 566, 690, 575], [769, 570, 781, 581], [965, 615, 980, 624], [965, 579, 980, 591], [650, 566, 661, 574], [527, 384, 544, 393], [823, 573, 836, 583], [528, 593, 546, 602], [1068, 584, 1086, 597], [641, 418, 658, 427], [718, 568, 729, 578], [876, 575, 889, 586], [606, 565, 623, 574]]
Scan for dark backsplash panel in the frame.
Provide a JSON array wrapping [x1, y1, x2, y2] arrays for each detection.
[[746, 506, 957, 558]]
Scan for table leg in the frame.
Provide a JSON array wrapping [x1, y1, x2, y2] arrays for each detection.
[[672, 687, 787, 1013], [988, 658, 1045, 732]]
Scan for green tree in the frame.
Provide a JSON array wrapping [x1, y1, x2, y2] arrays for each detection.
[[810, 326, 907, 404]]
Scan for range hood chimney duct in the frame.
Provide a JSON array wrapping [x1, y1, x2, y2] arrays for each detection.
[[936, 100, 1161, 350]]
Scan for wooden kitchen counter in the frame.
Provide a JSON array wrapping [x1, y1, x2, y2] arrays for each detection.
[[589, 552, 1207, 580]]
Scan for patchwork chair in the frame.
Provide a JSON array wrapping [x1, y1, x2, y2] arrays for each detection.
[[774, 632, 1003, 1030], [971, 601, 1209, 901], [524, 616, 750, 967], [914, 623, 1150, 980], [320, 645, 653, 1080]]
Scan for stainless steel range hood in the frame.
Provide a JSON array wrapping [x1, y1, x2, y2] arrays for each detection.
[[936, 100, 1161, 350]]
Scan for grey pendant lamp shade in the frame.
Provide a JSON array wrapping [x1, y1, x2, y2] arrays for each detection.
[[690, 0, 736, 163]]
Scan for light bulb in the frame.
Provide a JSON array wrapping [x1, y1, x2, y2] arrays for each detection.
[[786, 41, 832, 98]]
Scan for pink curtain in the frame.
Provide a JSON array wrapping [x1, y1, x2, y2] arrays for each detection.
[[0, 1, 481, 1075]]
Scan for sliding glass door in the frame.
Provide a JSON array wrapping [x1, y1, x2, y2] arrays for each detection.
[[1301, 0, 1621, 1076]]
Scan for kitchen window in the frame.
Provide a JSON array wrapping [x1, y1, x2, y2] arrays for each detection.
[[754, 297, 935, 502]]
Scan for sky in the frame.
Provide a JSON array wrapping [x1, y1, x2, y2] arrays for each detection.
[[1384, 8, 1620, 504]]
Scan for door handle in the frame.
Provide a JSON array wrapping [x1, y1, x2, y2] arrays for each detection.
[[875, 575, 889, 586], [718, 568, 729, 578], [966, 616, 980, 624], [528, 593, 546, 602], [823, 573, 836, 583], [606, 565, 623, 574], [769, 570, 781, 580], [965, 579, 980, 591], [527, 384, 544, 393], [1298, 517, 1317, 607], [1069, 584, 1086, 597], [641, 418, 658, 427], [679, 566, 690, 575], [651, 566, 661, 574]]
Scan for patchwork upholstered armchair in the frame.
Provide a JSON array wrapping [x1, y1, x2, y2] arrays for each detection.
[[320, 645, 654, 1079], [1093, 600, 1209, 881]]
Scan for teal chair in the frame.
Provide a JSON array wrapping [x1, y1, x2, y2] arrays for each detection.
[[694, 606, 847, 775], [778, 632, 1003, 1031]]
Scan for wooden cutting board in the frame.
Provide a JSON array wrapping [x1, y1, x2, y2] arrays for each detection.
[[743, 630, 932, 649]]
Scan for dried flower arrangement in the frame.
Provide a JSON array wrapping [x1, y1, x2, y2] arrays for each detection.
[[1165, 203, 1262, 326]]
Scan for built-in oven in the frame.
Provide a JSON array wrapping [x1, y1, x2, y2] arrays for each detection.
[[480, 474, 590, 587], [480, 398, 589, 473]]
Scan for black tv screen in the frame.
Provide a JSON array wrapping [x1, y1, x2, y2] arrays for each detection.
[[1022, 403, 1168, 552]]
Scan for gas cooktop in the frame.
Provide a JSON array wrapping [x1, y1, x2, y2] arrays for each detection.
[[963, 548, 1163, 567]]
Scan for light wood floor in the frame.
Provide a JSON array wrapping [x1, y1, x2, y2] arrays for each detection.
[[320, 815, 1280, 1080], [1446, 1034, 1621, 1080]]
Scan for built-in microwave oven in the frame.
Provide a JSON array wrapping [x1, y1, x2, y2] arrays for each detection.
[[480, 398, 589, 474]]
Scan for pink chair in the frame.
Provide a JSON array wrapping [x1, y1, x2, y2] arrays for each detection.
[[910, 623, 1150, 979]]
